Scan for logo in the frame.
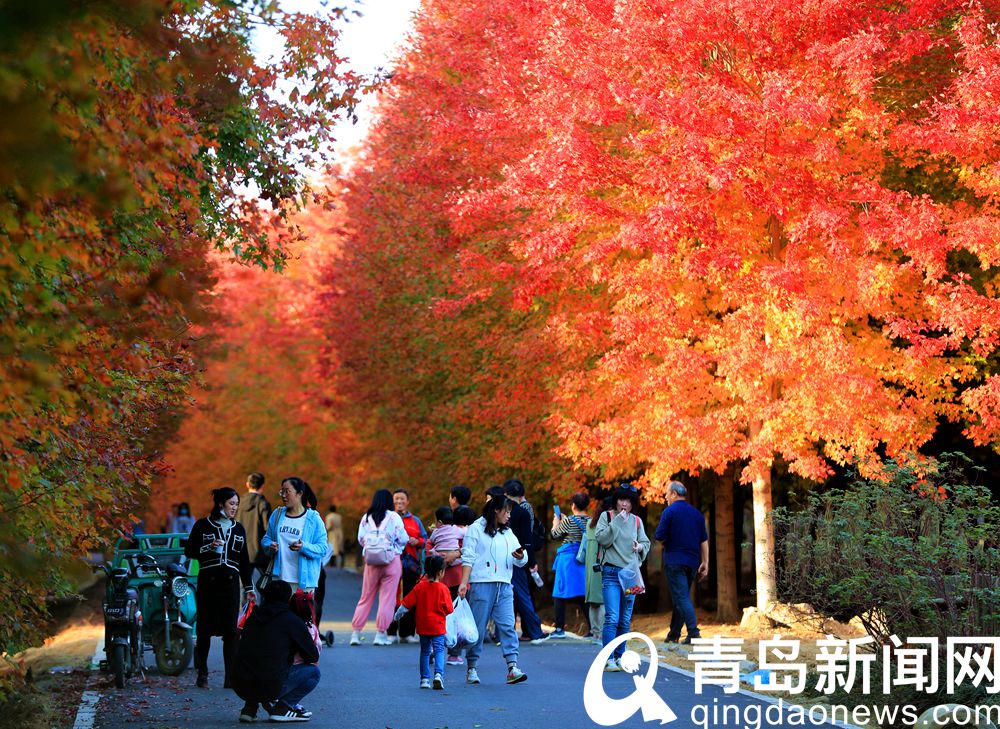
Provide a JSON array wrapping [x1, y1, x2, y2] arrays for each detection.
[[584, 632, 677, 726]]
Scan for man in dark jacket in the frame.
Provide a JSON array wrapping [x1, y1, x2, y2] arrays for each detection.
[[236, 472, 272, 581], [503, 480, 548, 643], [654, 481, 709, 644], [231, 581, 320, 723]]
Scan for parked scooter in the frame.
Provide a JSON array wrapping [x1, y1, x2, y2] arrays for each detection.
[[131, 553, 196, 675], [95, 561, 144, 688]]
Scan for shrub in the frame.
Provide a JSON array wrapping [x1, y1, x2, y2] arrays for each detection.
[[774, 453, 1000, 643]]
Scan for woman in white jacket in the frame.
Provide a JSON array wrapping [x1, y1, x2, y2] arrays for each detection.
[[350, 489, 408, 646], [458, 491, 529, 685]]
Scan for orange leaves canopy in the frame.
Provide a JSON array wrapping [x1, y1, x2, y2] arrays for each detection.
[[312, 0, 1000, 506]]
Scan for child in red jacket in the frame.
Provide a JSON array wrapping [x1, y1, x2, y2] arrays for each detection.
[[394, 555, 454, 690]]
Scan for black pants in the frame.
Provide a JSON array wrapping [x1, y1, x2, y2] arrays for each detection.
[[195, 568, 240, 680], [314, 567, 327, 625], [387, 567, 420, 638], [554, 595, 589, 632], [195, 629, 237, 680], [511, 566, 544, 639]]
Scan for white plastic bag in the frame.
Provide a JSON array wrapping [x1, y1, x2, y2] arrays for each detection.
[[446, 597, 479, 649], [618, 557, 646, 596]]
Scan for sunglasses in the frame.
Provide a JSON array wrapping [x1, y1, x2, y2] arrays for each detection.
[[619, 483, 637, 493]]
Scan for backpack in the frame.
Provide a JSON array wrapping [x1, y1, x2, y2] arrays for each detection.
[[531, 512, 547, 553], [362, 516, 394, 566]]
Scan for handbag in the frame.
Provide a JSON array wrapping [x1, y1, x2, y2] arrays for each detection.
[[255, 555, 275, 591], [255, 507, 283, 591], [237, 596, 255, 635], [575, 516, 589, 564]]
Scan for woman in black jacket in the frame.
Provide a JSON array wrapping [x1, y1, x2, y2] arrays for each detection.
[[184, 487, 253, 688]]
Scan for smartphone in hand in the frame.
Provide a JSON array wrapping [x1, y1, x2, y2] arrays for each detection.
[[553, 505, 561, 519]]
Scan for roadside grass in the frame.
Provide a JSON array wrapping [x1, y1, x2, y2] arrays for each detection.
[[0, 582, 104, 729]]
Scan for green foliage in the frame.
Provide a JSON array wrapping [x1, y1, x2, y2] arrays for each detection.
[[0, 0, 363, 665], [774, 453, 1000, 643]]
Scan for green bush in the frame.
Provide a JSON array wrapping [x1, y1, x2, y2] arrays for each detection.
[[774, 453, 1000, 643]]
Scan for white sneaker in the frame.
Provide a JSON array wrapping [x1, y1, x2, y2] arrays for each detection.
[[419, 677, 431, 689], [403, 635, 420, 644], [466, 668, 480, 684], [373, 631, 391, 646], [349, 631, 361, 646], [433, 673, 444, 690], [506, 664, 527, 684], [604, 657, 621, 672]]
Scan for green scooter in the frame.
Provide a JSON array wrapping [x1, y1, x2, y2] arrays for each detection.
[[113, 534, 198, 676]]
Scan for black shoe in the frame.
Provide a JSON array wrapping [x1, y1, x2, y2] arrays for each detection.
[[196, 672, 208, 688], [680, 634, 701, 645], [239, 702, 258, 723], [268, 701, 308, 722], [664, 633, 680, 644]]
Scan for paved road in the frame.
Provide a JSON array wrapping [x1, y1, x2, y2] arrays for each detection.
[[89, 568, 846, 729]]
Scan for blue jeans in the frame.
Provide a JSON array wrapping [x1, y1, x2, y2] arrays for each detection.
[[510, 566, 544, 640], [601, 565, 636, 660], [665, 564, 700, 639], [278, 664, 320, 707], [465, 581, 519, 669], [420, 634, 446, 679]]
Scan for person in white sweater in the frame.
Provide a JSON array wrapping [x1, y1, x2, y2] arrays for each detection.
[[458, 493, 529, 686]]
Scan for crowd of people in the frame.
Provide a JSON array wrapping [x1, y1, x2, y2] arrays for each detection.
[[170, 472, 710, 722]]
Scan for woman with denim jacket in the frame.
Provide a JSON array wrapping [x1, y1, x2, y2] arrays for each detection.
[[261, 477, 329, 595], [594, 483, 650, 672]]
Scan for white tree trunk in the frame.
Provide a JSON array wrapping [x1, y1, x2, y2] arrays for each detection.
[[752, 469, 776, 610]]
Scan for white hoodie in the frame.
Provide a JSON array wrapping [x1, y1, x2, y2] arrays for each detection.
[[461, 517, 528, 583], [357, 510, 408, 556]]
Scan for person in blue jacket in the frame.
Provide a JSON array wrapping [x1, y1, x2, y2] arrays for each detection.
[[261, 477, 329, 594], [653, 480, 709, 643]]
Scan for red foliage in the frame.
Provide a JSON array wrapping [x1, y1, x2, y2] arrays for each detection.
[[301, 0, 1000, 524]]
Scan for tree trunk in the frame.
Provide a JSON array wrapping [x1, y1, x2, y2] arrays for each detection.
[[714, 466, 740, 622], [752, 468, 776, 609]]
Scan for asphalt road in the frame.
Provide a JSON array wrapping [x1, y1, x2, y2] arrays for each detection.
[[88, 568, 849, 729]]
